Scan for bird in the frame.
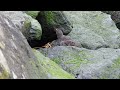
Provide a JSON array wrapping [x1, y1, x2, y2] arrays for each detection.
[[51, 27, 82, 47]]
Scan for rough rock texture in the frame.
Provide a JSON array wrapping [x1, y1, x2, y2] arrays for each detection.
[[102, 11, 120, 30], [39, 46, 120, 79], [25, 11, 40, 19], [0, 13, 74, 79], [37, 11, 120, 79], [63, 11, 120, 50], [0, 14, 41, 79], [0, 11, 42, 41], [33, 49, 74, 79], [102, 11, 120, 23], [36, 11, 73, 45]]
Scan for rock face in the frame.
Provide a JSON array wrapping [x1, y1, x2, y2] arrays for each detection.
[[36, 11, 73, 45], [63, 11, 120, 50], [0, 13, 74, 79], [39, 46, 120, 79], [0, 11, 42, 41], [0, 14, 41, 79], [102, 11, 120, 30]]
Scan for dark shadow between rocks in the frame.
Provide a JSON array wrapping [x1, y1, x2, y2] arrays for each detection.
[[28, 11, 73, 48]]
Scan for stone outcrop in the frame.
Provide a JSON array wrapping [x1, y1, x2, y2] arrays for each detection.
[[36, 11, 73, 45], [102, 11, 120, 30], [39, 46, 120, 79], [63, 11, 120, 49]]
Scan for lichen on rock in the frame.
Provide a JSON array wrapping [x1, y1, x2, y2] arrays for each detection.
[[33, 49, 75, 79], [38, 46, 120, 79], [25, 11, 40, 19], [0, 64, 10, 79], [63, 11, 120, 49]]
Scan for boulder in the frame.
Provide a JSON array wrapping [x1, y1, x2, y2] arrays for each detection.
[[36, 11, 73, 45], [0, 11, 42, 41], [39, 46, 120, 79], [33, 49, 74, 79], [63, 11, 120, 49]]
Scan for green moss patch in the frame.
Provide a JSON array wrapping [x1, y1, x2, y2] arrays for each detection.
[[32, 49, 75, 79], [0, 64, 10, 79], [99, 57, 120, 79], [26, 11, 39, 19]]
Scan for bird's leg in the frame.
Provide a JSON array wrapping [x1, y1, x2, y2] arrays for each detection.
[[33, 42, 52, 49], [42, 42, 52, 48]]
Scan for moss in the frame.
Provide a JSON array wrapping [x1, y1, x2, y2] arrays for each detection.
[[25, 58, 48, 79], [26, 11, 39, 19], [64, 51, 90, 72], [0, 64, 10, 79], [30, 19, 42, 40], [23, 19, 31, 30], [112, 57, 120, 68], [32, 49, 75, 79], [0, 42, 5, 49], [52, 57, 61, 65], [21, 19, 31, 39], [44, 11, 56, 26], [99, 57, 120, 79], [51, 50, 91, 75], [23, 18, 42, 41]]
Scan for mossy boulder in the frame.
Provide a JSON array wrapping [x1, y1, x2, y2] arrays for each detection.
[[0, 63, 10, 79], [36, 11, 73, 44], [32, 49, 75, 79], [23, 17, 42, 41], [25, 11, 40, 19], [63, 11, 120, 49], [0, 11, 42, 41], [39, 46, 120, 79]]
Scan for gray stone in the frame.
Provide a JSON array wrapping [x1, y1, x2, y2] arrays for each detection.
[[63, 11, 120, 49], [39, 46, 120, 79], [36, 11, 73, 44]]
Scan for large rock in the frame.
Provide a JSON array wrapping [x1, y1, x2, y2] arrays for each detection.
[[39, 46, 120, 79], [102, 11, 120, 30], [0, 11, 42, 41], [33, 49, 74, 79], [102, 11, 120, 24], [36, 11, 73, 45], [0, 14, 41, 79], [0, 14, 74, 79], [63, 11, 120, 49]]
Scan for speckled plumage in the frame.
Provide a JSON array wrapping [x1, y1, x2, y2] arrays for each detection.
[[51, 28, 82, 47]]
